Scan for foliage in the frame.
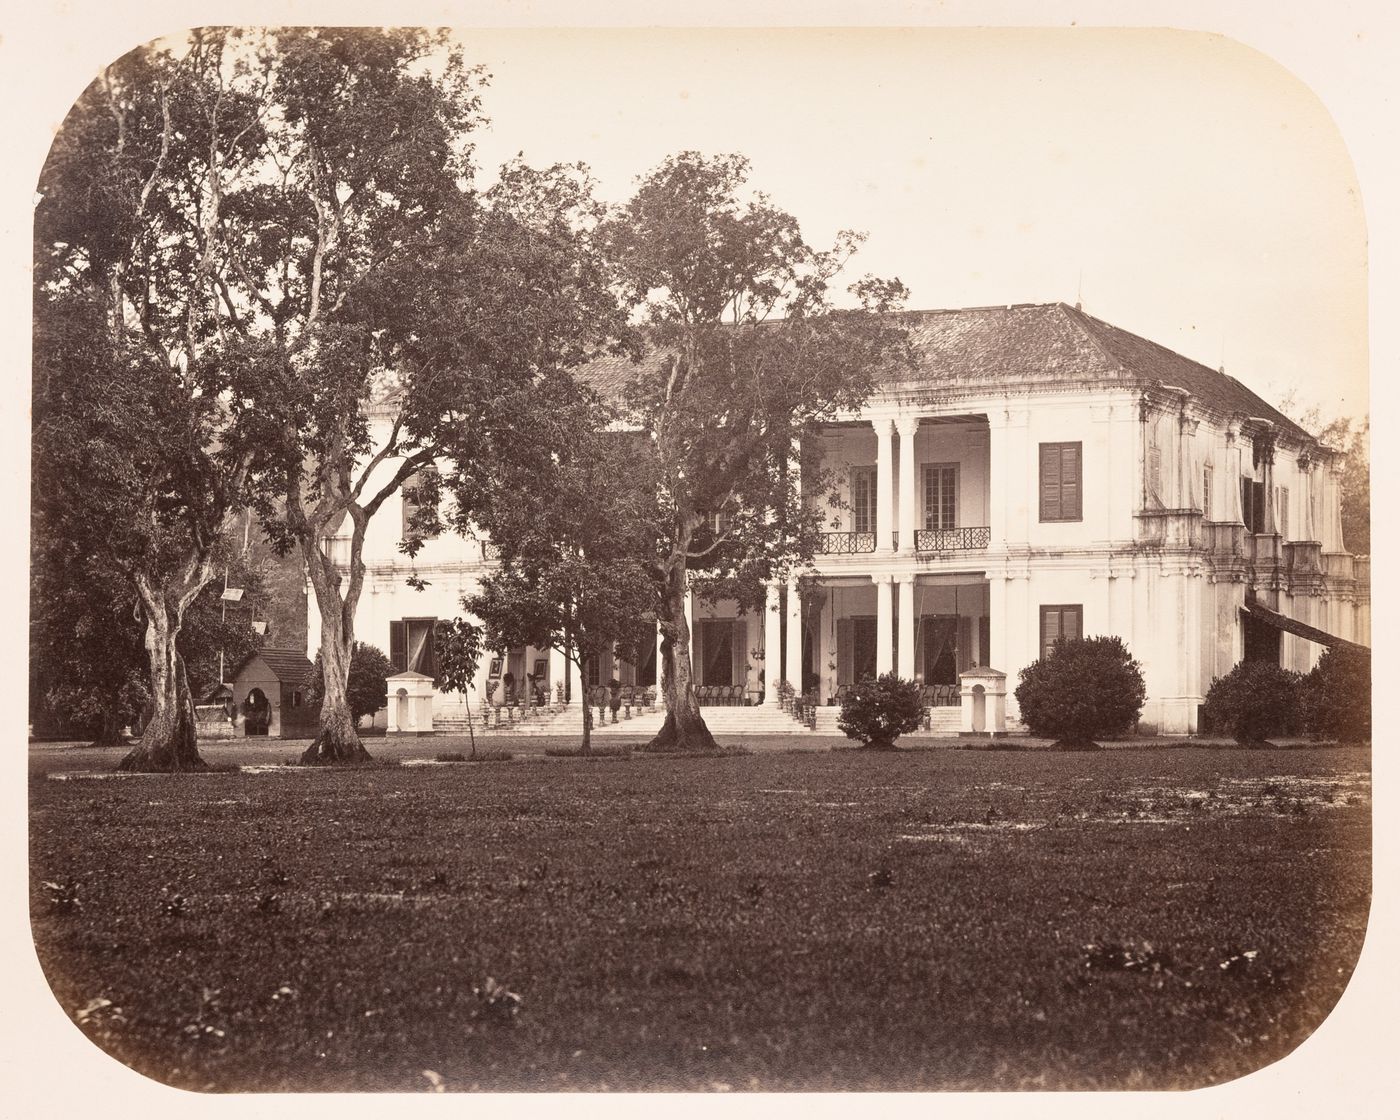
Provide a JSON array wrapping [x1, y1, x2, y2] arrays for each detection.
[[1299, 646, 1371, 743], [33, 31, 283, 767], [433, 618, 486, 696], [164, 29, 628, 760], [1315, 417, 1369, 555], [308, 642, 392, 723], [1014, 636, 1147, 745], [600, 151, 911, 749], [457, 373, 658, 751], [1201, 660, 1304, 745], [837, 673, 925, 750]]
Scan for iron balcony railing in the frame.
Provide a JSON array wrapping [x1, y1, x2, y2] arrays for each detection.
[[819, 531, 877, 555], [914, 526, 991, 552]]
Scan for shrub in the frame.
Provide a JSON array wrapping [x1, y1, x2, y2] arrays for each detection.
[[837, 673, 924, 750], [1014, 635, 1146, 747], [1201, 660, 1303, 746], [307, 642, 393, 723], [1300, 647, 1371, 743]]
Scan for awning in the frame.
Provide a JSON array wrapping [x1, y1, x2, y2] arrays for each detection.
[[1240, 602, 1369, 655]]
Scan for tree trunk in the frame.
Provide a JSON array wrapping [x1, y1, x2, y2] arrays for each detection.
[[301, 590, 372, 764], [119, 604, 205, 772], [643, 565, 718, 753], [576, 657, 592, 755]]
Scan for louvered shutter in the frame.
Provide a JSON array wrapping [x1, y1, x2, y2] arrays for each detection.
[[1042, 609, 1061, 659], [1040, 445, 1061, 520], [1062, 445, 1081, 519], [390, 620, 406, 673]]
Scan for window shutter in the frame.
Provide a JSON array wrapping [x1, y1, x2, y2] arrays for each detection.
[[1203, 465, 1213, 518], [1147, 445, 1162, 506], [1062, 445, 1081, 519], [1040, 445, 1061, 520], [1042, 608, 1060, 658], [1066, 607, 1082, 642], [424, 621, 437, 680], [390, 620, 406, 673], [1278, 486, 1289, 539]]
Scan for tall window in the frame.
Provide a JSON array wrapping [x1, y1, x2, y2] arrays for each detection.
[[851, 467, 877, 534], [923, 464, 958, 530], [1202, 464, 1213, 519], [1277, 485, 1289, 539], [1039, 604, 1083, 660], [1039, 442, 1082, 522], [390, 618, 437, 677], [1242, 478, 1266, 533], [1147, 444, 1163, 506]]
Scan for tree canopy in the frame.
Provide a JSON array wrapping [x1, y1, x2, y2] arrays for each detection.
[[599, 151, 912, 751], [456, 373, 658, 754]]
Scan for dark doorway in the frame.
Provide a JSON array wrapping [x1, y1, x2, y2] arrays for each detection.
[[1243, 611, 1282, 664], [700, 620, 734, 686], [922, 617, 959, 685], [243, 687, 270, 736], [852, 617, 877, 681]]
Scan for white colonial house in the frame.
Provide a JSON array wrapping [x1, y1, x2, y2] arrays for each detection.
[[310, 302, 1369, 736]]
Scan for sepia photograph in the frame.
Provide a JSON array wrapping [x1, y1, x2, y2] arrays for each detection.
[[13, 1, 1387, 1106]]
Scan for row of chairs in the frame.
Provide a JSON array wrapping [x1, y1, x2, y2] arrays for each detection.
[[696, 684, 751, 706]]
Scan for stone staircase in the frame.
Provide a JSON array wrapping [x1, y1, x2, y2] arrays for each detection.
[[433, 701, 974, 739]]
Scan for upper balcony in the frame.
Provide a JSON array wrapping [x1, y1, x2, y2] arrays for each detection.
[[818, 527, 991, 557]]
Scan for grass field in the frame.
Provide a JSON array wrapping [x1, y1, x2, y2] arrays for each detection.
[[29, 741, 1370, 1092]]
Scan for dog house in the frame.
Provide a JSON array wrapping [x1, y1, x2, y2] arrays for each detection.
[[225, 648, 318, 739]]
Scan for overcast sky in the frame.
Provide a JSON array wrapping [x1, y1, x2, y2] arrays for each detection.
[[454, 27, 1368, 427]]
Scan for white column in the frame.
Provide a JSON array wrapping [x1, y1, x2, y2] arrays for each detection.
[[1325, 458, 1346, 552], [764, 581, 783, 705], [1299, 461, 1317, 541], [785, 577, 803, 694], [896, 416, 919, 556], [682, 581, 695, 706], [988, 410, 1008, 549], [654, 616, 664, 691], [1225, 423, 1245, 524], [875, 574, 894, 676], [548, 643, 567, 705], [875, 417, 894, 554], [897, 575, 916, 680]]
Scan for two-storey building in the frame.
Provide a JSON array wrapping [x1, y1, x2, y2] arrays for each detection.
[[312, 302, 1368, 735]]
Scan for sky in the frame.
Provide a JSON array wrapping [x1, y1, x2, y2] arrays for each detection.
[[449, 27, 1368, 427]]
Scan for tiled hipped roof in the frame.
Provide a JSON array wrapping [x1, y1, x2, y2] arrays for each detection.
[[576, 302, 1315, 445], [240, 648, 315, 686]]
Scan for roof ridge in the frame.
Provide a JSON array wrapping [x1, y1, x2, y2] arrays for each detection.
[[1055, 302, 1127, 373]]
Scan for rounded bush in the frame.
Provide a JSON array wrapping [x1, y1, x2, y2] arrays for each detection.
[[1014, 635, 1146, 747], [1201, 660, 1303, 746], [837, 673, 924, 750], [1300, 647, 1371, 744], [308, 642, 393, 723]]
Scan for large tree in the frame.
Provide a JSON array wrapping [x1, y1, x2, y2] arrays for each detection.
[[217, 31, 624, 763], [601, 152, 911, 752], [34, 32, 272, 769], [457, 374, 657, 755]]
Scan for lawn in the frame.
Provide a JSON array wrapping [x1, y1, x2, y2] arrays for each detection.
[[29, 743, 1370, 1092]]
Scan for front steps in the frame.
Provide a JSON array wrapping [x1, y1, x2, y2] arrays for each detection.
[[433, 702, 977, 738]]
